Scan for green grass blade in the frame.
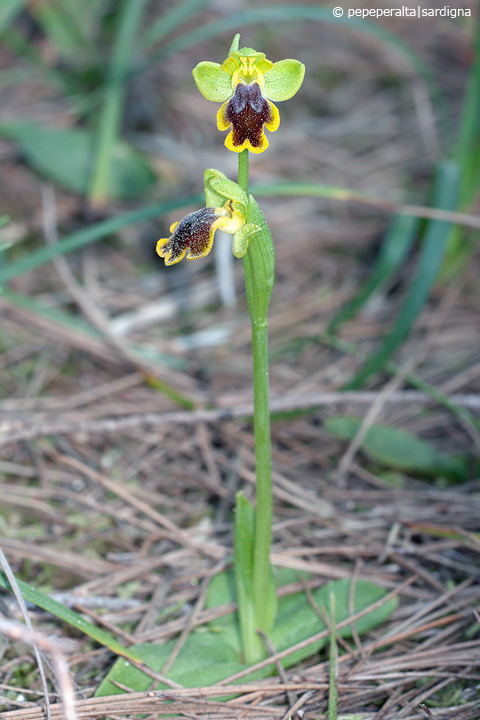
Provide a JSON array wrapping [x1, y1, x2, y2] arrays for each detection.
[[328, 214, 418, 333], [142, 0, 212, 49], [441, 18, 480, 276], [0, 571, 143, 662], [252, 183, 478, 229], [457, 16, 480, 206], [345, 160, 460, 388], [89, 0, 149, 207], [0, 0, 25, 35], [0, 30, 74, 96], [31, 0, 86, 60], [0, 194, 201, 284], [58, 0, 103, 49], [254, 181, 373, 204]]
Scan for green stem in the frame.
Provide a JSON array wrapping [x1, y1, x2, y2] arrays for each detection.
[[237, 149, 275, 644], [238, 147, 249, 195], [250, 317, 273, 627], [327, 591, 338, 720]]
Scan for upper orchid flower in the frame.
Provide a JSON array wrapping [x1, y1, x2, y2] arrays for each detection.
[[193, 34, 305, 154]]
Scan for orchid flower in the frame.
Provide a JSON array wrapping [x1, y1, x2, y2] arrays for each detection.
[[193, 34, 305, 153], [156, 169, 261, 265]]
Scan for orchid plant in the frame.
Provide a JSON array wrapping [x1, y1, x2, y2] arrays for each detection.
[[95, 35, 397, 696], [157, 33, 304, 664]]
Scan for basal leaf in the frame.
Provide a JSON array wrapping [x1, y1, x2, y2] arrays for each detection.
[[0, 121, 155, 198], [0, 0, 25, 35], [325, 415, 467, 481], [96, 574, 396, 695]]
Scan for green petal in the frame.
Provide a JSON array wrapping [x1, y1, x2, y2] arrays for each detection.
[[232, 223, 261, 258], [222, 56, 239, 75], [192, 61, 232, 102], [257, 58, 274, 73], [263, 59, 305, 102]]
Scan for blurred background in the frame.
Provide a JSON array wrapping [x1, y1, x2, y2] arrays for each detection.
[[1, 0, 480, 714]]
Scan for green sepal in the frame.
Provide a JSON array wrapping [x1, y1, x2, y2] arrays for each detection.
[[237, 47, 265, 59], [229, 33, 240, 54], [192, 61, 232, 102], [204, 169, 249, 215], [232, 223, 261, 258], [263, 59, 306, 101]]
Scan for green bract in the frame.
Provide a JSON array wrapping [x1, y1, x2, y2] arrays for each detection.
[[204, 170, 261, 258], [204, 168, 249, 212]]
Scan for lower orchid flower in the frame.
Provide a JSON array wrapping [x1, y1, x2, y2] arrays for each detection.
[[156, 170, 261, 265]]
